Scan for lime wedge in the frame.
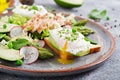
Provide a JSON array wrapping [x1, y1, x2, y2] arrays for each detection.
[[54, 0, 84, 8]]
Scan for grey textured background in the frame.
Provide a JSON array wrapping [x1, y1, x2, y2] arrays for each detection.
[[0, 0, 120, 80]]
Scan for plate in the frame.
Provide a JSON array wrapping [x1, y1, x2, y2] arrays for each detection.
[[0, 15, 116, 77]]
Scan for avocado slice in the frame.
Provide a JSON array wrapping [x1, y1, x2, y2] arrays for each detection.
[[47, 34, 60, 51], [0, 47, 23, 61], [75, 48, 90, 56], [54, 0, 84, 8]]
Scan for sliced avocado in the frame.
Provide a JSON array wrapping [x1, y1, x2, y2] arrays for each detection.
[[54, 0, 84, 8], [47, 34, 60, 51], [0, 29, 10, 33], [74, 48, 90, 56], [0, 47, 23, 61]]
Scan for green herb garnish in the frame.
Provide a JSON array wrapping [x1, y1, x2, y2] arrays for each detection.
[[29, 6, 38, 11], [106, 16, 110, 21], [89, 9, 107, 20], [2, 24, 7, 29], [72, 28, 77, 33]]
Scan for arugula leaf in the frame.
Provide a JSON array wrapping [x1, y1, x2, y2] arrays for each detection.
[[7, 39, 29, 50], [89, 9, 107, 20]]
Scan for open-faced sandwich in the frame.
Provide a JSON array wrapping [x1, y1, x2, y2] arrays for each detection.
[[0, 5, 101, 65]]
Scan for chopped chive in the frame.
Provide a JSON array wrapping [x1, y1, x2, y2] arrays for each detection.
[[2, 24, 7, 29], [72, 28, 77, 33], [65, 36, 70, 40], [60, 34, 62, 37], [31, 6, 38, 11], [106, 16, 110, 21]]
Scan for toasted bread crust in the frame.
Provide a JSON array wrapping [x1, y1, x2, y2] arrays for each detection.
[[89, 45, 101, 54], [44, 38, 101, 59]]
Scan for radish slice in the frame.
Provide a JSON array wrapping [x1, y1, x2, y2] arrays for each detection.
[[20, 46, 39, 64], [10, 26, 24, 38], [37, 40, 45, 47], [63, 25, 72, 29]]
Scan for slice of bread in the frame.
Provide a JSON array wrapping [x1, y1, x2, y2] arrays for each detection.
[[44, 38, 101, 59]]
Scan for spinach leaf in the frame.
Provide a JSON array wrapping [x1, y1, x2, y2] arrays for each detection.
[[8, 39, 29, 50]]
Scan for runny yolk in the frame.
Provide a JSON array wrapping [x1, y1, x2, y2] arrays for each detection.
[[58, 41, 74, 64]]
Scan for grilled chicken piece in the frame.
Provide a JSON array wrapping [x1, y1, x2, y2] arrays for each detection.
[[23, 13, 71, 33]]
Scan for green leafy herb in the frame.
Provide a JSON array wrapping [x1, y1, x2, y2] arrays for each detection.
[[16, 59, 23, 66], [89, 9, 107, 20], [7, 39, 29, 50]]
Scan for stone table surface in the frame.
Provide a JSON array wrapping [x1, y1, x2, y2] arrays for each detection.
[[0, 0, 120, 80]]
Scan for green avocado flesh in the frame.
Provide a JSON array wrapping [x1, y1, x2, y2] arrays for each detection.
[[47, 35, 60, 51], [0, 47, 23, 61], [0, 29, 9, 33], [75, 48, 90, 56], [54, 0, 84, 8]]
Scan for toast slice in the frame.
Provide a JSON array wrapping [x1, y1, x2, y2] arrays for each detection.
[[44, 37, 101, 60]]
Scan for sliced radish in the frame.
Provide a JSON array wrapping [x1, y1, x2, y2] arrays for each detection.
[[10, 26, 24, 38], [20, 46, 39, 64], [37, 40, 45, 47], [63, 25, 72, 29]]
